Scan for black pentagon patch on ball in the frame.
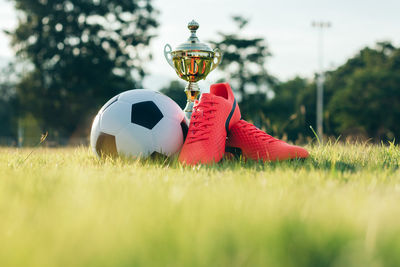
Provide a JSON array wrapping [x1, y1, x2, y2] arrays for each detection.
[[180, 119, 188, 142], [150, 151, 168, 160], [131, 101, 163, 129], [96, 132, 118, 157]]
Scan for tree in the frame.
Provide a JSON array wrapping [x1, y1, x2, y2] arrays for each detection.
[[326, 42, 400, 141], [0, 63, 18, 141], [266, 77, 311, 141], [9, 0, 158, 137], [211, 16, 277, 124], [160, 80, 186, 109], [278, 42, 400, 143]]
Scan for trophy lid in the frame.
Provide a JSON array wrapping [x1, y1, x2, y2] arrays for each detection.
[[174, 20, 213, 52]]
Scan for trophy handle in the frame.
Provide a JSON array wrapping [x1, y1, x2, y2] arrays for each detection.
[[164, 44, 174, 68], [210, 48, 222, 71]]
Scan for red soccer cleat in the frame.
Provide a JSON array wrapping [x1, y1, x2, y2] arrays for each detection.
[[226, 120, 309, 161], [179, 83, 241, 165]]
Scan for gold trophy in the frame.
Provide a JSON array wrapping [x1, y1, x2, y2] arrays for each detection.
[[164, 20, 222, 121]]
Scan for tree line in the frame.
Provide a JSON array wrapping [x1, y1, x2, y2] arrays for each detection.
[[0, 0, 399, 144]]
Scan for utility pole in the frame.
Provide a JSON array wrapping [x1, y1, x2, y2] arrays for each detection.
[[312, 21, 331, 142]]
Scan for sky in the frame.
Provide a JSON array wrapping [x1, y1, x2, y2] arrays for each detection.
[[0, 0, 399, 90]]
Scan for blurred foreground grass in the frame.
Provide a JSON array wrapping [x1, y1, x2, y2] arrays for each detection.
[[1, 143, 400, 267]]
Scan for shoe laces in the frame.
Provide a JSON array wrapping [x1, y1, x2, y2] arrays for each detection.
[[187, 97, 218, 144], [237, 120, 279, 143]]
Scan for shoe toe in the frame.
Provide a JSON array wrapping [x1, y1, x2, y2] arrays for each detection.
[[178, 149, 199, 165], [288, 145, 309, 159], [179, 146, 220, 166]]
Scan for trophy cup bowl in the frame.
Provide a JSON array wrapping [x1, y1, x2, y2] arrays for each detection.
[[164, 20, 222, 121]]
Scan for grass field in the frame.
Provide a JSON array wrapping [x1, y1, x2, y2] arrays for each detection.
[[1, 143, 400, 267]]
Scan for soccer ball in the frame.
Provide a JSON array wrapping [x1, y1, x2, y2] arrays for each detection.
[[90, 89, 188, 158]]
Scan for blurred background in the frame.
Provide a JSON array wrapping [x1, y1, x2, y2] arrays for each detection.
[[0, 0, 399, 146]]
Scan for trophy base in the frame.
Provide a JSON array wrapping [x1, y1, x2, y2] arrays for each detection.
[[184, 82, 201, 121]]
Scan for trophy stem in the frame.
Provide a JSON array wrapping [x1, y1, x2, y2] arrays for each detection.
[[184, 82, 201, 121]]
